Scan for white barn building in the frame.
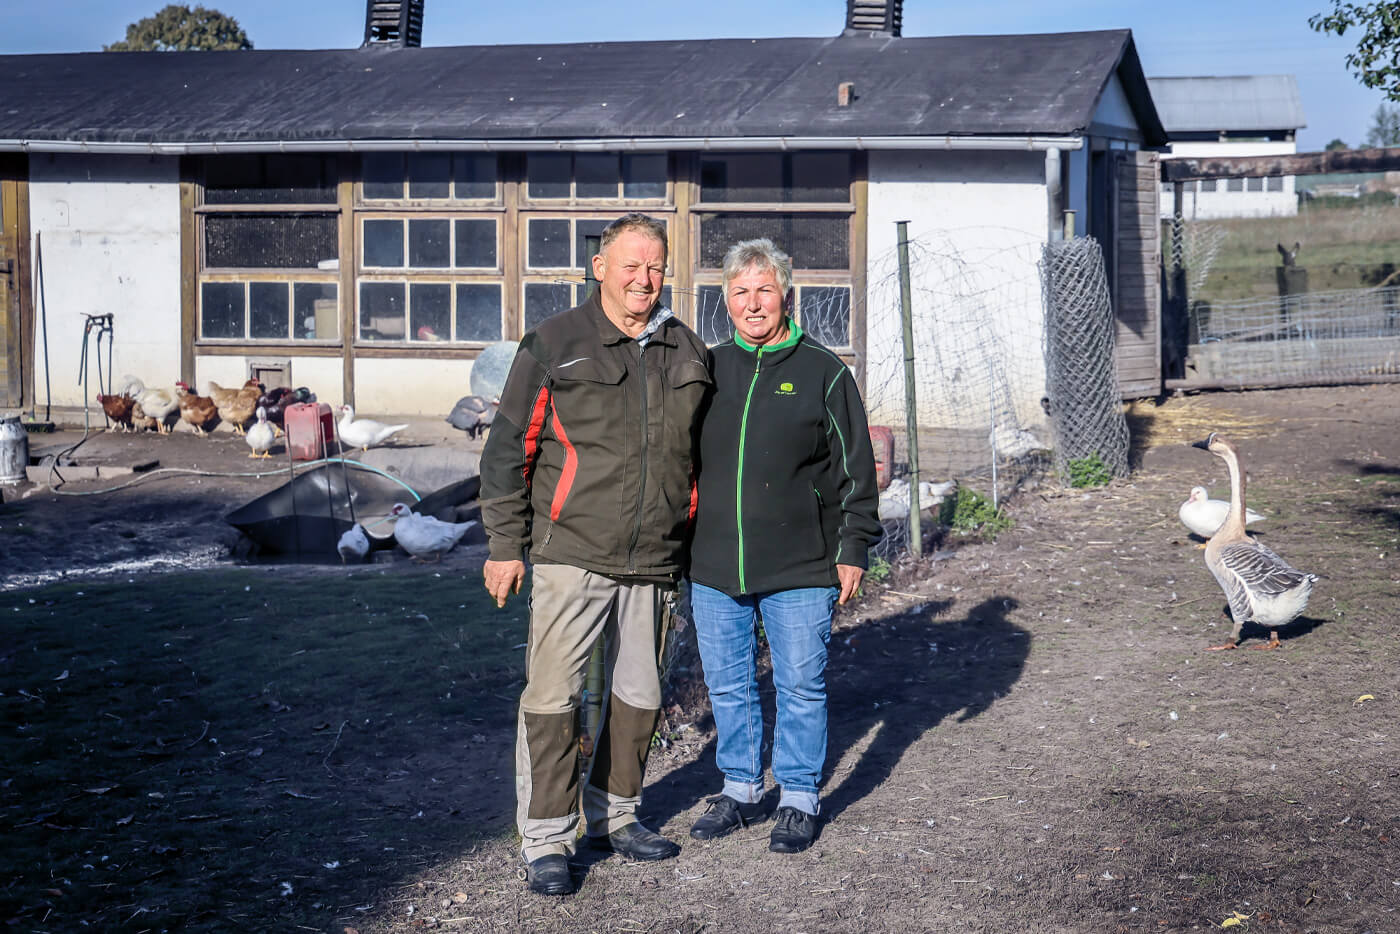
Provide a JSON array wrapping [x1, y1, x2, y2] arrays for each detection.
[[1150, 75, 1306, 220], [0, 1, 1168, 431]]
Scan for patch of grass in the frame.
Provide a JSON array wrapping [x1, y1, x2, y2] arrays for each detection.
[[0, 568, 526, 931], [1066, 452, 1112, 488], [866, 556, 892, 584], [939, 486, 1014, 538]]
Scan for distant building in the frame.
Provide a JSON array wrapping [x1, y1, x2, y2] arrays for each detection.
[[1150, 75, 1306, 219]]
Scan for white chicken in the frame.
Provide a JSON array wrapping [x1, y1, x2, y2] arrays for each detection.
[[122, 375, 179, 434], [337, 524, 371, 563], [337, 405, 408, 451], [245, 406, 276, 459], [1178, 485, 1265, 539], [389, 503, 475, 561], [878, 478, 957, 521]]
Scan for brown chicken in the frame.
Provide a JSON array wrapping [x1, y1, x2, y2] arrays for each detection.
[[209, 379, 263, 434], [174, 381, 219, 436], [130, 401, 159, 432], [96, 393, 137, 432]]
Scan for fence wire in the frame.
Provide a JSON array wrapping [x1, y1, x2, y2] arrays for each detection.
[[1042, 237, 1131, 480]]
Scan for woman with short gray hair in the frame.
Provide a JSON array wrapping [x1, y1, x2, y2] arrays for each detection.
[[687, 237, 881, 853]]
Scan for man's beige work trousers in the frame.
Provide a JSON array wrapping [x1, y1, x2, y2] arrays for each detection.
[[515, 563, 672, 862]]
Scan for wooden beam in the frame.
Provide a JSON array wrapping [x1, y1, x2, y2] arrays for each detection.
[[337, 157, 356, 408], [849, 150, 869, 394], [1161, 145, 1400, 182], [179, 164, 197, 385]]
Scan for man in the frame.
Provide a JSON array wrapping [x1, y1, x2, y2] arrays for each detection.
[[480, 213, 711, 896]]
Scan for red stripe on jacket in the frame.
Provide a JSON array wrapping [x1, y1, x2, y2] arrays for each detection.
[[548, 406, 577, 521], [522, 384, 551, 484]]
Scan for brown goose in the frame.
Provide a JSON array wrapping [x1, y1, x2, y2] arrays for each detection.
[[1191, 433, 1317, 650]]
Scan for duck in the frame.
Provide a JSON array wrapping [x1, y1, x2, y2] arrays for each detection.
[[1191, 433, 1318, 651], [245, 406, 276, 459], [337, 405, 408, 451], [1178, 485, 1265, 540], [877, 478, 957, 520], [336, 524, 371, 563], [388, 503, 475, 561]]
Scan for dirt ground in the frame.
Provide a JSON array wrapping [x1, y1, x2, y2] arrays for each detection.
[[2, 385, 1398, 933]]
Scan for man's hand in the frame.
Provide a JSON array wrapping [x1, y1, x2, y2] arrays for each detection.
[[484, 559, 526, 608], [835, 563, 864, 605]]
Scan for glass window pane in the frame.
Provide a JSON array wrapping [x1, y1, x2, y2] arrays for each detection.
[[623, 154, 667, 199], [363, 219, 404, 267], [453, 153, 497, 199], [527, 154, 571, 199], [1199, 178, 1218, 192], [525, 282, 572, 332], [362, 152, 405, 200], [455, 284, 502, 341], [700, 154, 783, 202], [1266, 175, 1284, 192], [200, 282, 244, 338], [790, 152, 851, 202], [294, 282, 338, 340], [360, 281, 406, 341], [407, 153, 451, 199], [204, 154, 336, 205], [249, 282, 290, 339], [697, 213, 849, 269], [410, 283, 451, 342], [455, 219, 497, 268], [799, 286, 850, 347], [1246, 176, 1264, 191], [574, 219, 611, 272], [660, 285, 671, 310], [695, 285, 732, 344], [205, 214, 338, 268], [528, 218, 572, 268], [408, 218, 451, 268], [575, 154, 619, 199], [1227, 177, 1244, 191]]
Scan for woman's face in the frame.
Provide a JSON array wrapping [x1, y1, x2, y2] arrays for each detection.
[[725, 264, 790, 347]]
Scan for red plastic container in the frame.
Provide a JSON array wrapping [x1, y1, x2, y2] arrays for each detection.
[[284, 402, 334, 461], [868, 425, 894, 491]]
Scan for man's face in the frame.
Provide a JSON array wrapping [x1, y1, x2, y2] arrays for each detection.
[[594, 229, 666, 320], [726, 264, 789, 346]]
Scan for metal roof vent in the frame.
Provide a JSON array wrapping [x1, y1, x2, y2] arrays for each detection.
[[843, 0, 902, 37], [363, 0, 424, 48]]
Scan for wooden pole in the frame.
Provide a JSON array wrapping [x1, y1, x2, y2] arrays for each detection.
[[895, 221, 921, 556]]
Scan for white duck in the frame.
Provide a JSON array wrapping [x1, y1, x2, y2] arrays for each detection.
[[389, 503, 476, 561], [878, 478, 957, 520], [245, 406, 276, 459], [1178, 485, 1265, 539], [337, 523, 371, 563], [1192, 433, 1317, 651], [337, 405, 408, 451]]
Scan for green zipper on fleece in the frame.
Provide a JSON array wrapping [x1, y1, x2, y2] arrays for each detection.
[[735, 351, 763, 593]]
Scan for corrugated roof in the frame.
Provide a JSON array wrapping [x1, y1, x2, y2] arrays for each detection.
[[1146, 75, 1305, 133], [0, 30, 1165, 149]]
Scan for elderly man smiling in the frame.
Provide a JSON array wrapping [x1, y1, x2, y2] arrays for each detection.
[[480, 213, 711, 895], [687, 237, 882, 854]]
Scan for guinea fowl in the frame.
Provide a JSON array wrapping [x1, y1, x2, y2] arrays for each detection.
[[337, 405, 407, 451], [445, 395, 497, 439], [1191, 433, 1317, 650], [1178, 486, 1265, 540]]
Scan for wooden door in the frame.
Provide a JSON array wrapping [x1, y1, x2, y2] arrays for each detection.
[[1111, 150, 1162, 398], [0, 157, 28, 408]]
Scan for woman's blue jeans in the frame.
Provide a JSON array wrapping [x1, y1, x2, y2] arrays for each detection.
[[690, 582, 839, 816]]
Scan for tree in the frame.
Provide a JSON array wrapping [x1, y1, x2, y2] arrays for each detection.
[[1325, 137, 1350, 149], [1366, 102, 1400, 146], [105, 4, 252, 51], [1310, 3, 1400, 96]]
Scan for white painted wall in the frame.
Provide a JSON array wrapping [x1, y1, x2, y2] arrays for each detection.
[[353, 356, 474, 416], [193, 355, 348, 410], [1159, 139, 1298, 219], [28, 154, 183, 407], [864, 150, 1052, 449]]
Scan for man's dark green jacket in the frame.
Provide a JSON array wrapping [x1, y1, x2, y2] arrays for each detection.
[[690, 321, 882, 596]]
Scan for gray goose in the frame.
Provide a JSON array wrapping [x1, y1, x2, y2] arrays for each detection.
[[1191, 433, 1317, 650]]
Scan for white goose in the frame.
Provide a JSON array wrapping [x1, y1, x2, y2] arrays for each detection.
[[1191, 433, 1317, 650], [1178, 485, 1265, 539], [389, 503, 476, 561], [337, 405, 408, 451]]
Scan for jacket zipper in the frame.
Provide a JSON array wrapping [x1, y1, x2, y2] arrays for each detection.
[[736, 348, 763, 592], [626, 341, 649, 572]]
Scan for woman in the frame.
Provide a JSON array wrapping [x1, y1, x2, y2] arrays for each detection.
[[687, 238, 882, 853]]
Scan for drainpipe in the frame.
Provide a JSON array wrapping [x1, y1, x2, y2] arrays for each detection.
[[1046, 147, 1064, 240]]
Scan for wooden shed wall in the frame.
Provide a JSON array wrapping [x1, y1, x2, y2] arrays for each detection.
[[1113, 149, 1161, 398]]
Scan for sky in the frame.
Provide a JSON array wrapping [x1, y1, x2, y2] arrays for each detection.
[[0, 0, 1389, 151]]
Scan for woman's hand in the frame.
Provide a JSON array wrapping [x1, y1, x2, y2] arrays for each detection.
[[836, 563, 864, 605]]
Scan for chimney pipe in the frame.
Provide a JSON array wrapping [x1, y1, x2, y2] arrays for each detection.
[[843, 0, 902, 38], [363, 0, 424, 48]]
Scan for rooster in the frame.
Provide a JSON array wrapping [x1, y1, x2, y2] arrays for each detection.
[[174, 381, 219, 436]]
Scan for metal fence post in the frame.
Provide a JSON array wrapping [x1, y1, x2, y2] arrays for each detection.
[[896, 221, 922, 556]]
